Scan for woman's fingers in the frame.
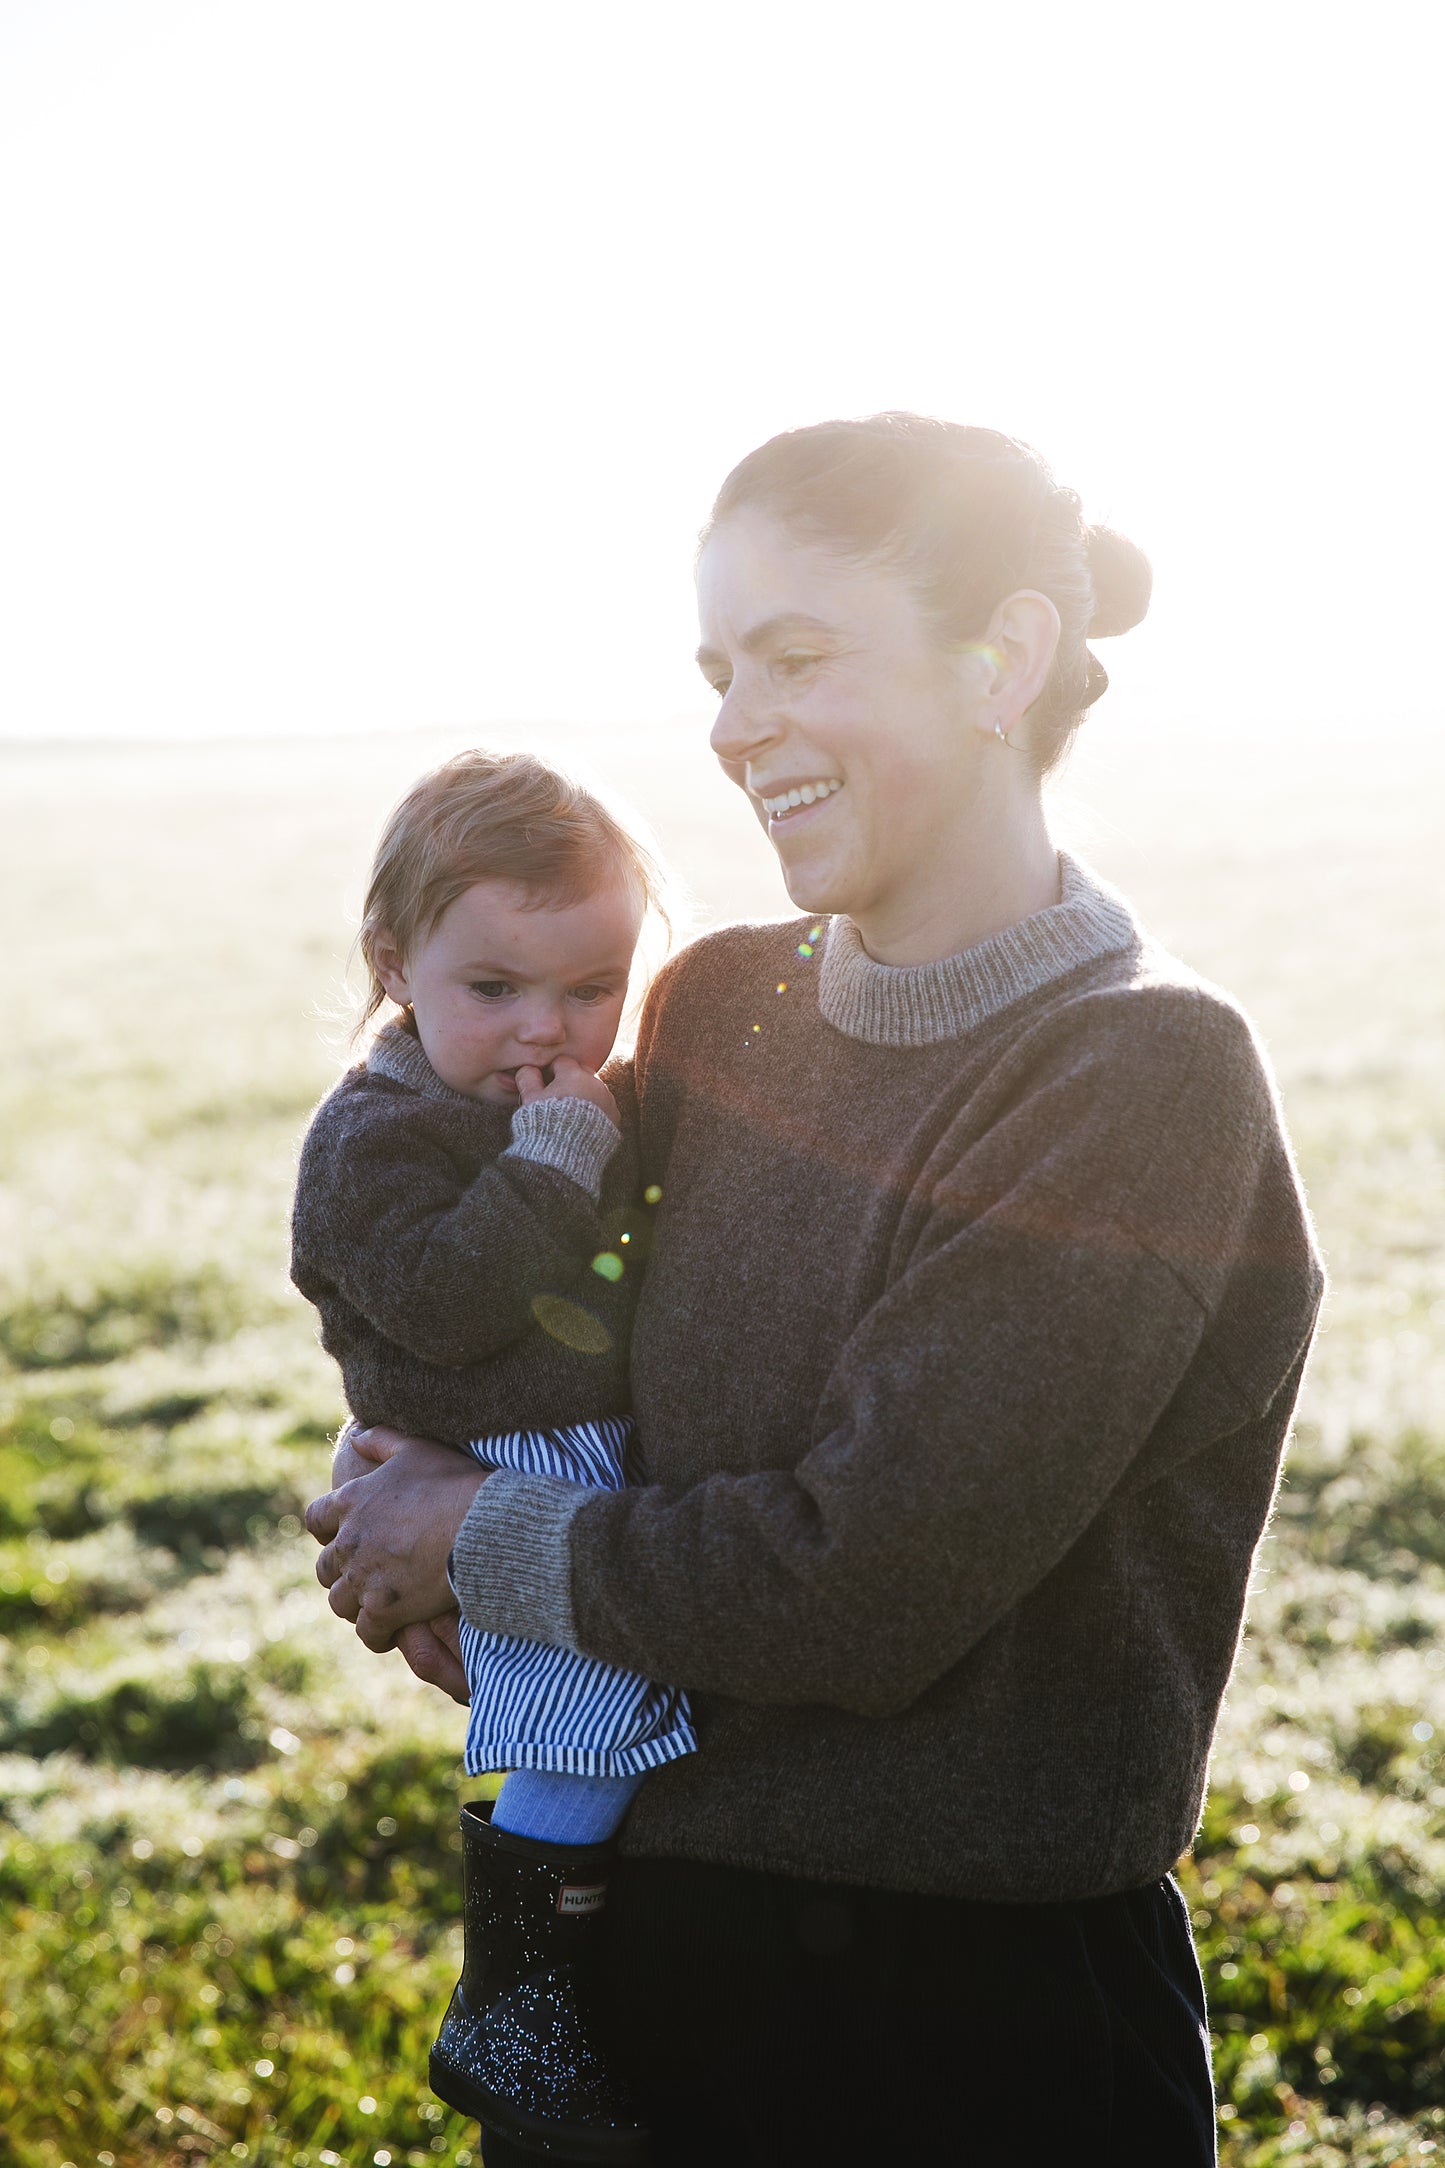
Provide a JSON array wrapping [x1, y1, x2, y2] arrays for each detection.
[[315, 1524, 403, 1644], [353, 1593, 405, 1652], [330, 1437, 374, 1488], [324, 1437, 484, 1640], [347, 1424, 414, 1465], [395, 1619, 471, 1704], [326, 1569, 362, 1622], [305, 1489, 344, 1547], [303, 1431, 483, 1657]]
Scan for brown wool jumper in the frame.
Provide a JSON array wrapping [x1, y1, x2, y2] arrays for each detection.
[[291, 1024, 635, 1449], [448, 856, 1325, 1904]]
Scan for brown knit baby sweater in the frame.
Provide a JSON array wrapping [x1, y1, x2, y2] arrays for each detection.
[[290, 1024, 636, 1447], [449, 857, 1325, 1902]]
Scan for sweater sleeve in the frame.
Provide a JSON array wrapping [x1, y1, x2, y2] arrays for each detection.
[[292, 1087, 620, 1369], [450, 987, 1324, 1715]]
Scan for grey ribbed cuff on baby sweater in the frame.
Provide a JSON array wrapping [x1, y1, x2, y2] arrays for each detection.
[[503, 1097, 620, 1200]]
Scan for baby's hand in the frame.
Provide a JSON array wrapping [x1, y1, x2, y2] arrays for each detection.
[[516, 1056, 619, 1129]]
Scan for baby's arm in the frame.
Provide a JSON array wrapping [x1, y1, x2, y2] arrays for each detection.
[[293, 1080, 620, 1369]]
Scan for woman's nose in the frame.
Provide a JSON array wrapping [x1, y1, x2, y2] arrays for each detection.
[[708, 679, 779, 771]]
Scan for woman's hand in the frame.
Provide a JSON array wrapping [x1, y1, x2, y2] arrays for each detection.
[[329, 1423, 374, 1490], [317, 1429, 472, 1699], [304, 1426, 487, 1653], [394, 1615, 471, 1705]]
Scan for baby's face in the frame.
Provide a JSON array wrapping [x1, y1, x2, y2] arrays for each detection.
[[387, 875, 642, 1105]]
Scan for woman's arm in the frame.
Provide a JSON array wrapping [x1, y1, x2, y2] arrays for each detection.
[[443, 989, 1324, 1716], [292, 1083, 621, 1368], [308, 982, 1320, 1716]]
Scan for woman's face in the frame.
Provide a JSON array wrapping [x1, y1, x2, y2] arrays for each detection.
[[696, 507, 991, 937]]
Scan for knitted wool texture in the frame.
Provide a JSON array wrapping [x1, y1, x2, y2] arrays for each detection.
[[290, 1023, 634, 1446], [451, 858, 1324, 1903]]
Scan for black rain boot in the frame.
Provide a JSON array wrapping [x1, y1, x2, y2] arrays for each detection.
[[429, 1799, 649, 2164]]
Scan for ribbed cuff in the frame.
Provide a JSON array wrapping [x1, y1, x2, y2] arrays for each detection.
[[502, 1097, 620, 1200], [450, 1467, 594, 1648]]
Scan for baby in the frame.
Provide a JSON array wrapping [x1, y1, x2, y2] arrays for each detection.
[[291, 748, 691, 2162]]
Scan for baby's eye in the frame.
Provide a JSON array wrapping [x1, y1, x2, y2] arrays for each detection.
[[569, 984, 613, 1005], [469, 980, 514, 1000]]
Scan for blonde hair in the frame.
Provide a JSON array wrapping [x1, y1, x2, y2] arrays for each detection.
[[355, 748, 669, 1036]]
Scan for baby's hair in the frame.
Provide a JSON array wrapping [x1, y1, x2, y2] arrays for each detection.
[[355, 748, 669, 1036]]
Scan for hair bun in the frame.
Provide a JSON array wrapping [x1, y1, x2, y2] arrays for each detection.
[[1086, 525, 1152, 638]]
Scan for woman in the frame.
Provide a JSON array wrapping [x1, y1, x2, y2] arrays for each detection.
[[308, 414, 1324, 2165]]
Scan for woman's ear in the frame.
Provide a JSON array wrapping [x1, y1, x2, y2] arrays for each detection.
[[371, 929, 413, 1007], [973, 590, 1062, 741]]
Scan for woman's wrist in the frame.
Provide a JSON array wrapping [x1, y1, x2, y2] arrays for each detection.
[[450, 1467, 591, 1650]]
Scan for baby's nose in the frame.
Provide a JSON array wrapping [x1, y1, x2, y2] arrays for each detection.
[[515, 1004, 566, 1047]]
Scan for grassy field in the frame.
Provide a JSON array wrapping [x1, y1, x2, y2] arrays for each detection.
[[3, 717, 1444, 2167]]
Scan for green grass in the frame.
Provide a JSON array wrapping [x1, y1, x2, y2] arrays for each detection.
[[3, 723, 1444, 2164]]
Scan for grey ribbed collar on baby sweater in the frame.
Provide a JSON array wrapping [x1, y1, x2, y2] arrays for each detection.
[[818, 852, 1141, 1048], [366, 1021, 480, 1104]]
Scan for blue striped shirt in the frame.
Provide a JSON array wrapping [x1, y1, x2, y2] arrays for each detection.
[[454, 1416, 698, 1778]]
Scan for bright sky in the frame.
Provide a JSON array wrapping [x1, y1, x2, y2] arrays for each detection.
[[1, 0, 1440, 746]]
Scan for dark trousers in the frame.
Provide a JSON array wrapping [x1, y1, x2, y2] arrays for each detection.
[[481, 1854, 1216, 2167]]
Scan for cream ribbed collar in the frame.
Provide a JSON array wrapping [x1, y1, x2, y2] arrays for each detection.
[[816, 853, 1141, 1047]]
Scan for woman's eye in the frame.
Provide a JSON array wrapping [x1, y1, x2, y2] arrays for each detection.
[[775, 650, 819, 678], [704, 674, 731, 700], [469, 981, 514, 1000]]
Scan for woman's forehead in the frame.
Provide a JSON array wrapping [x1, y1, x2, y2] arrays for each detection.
[[696, 507, 911, 646]]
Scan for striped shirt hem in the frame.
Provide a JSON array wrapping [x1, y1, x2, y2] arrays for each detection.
[[461, 1730, 699, 1779]]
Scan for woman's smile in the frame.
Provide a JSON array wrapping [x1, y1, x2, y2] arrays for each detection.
[[697, 504, 1069, 964], [755, 776, 845, 827], [697, 505, 993, 952]]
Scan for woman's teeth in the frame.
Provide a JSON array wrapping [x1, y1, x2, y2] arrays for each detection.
[[761, 779, 843, 818]]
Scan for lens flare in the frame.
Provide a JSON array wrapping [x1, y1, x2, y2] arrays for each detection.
[[530, 1294, 612, 1352]]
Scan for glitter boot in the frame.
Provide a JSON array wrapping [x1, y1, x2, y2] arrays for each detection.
[[429, 1798, 649, 2164]]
